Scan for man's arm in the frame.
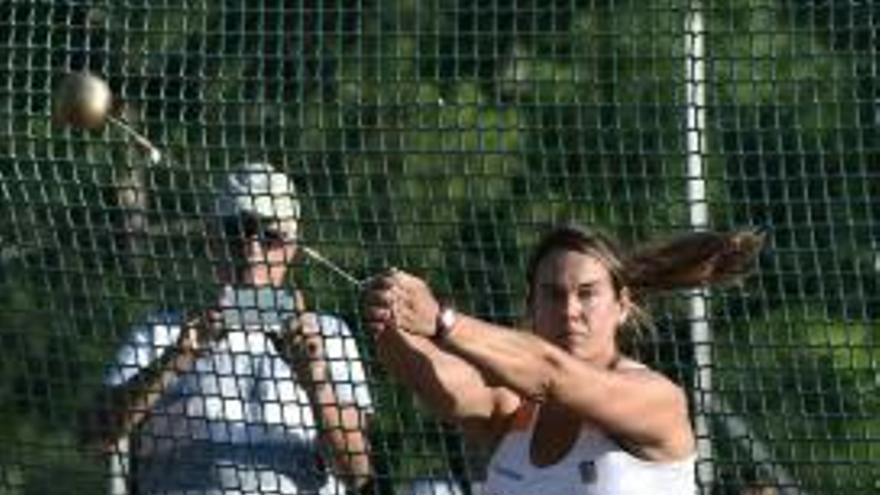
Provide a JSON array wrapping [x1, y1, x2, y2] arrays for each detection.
[[78, 317, 208, 452], [271, 312, 373, 491]]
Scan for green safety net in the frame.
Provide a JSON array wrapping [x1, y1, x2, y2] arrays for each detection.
[[0, 1, 877, 494]]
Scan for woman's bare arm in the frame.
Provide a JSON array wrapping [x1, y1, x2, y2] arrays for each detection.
[[375, 324, 520, 445], [440, 315, 694, 461]]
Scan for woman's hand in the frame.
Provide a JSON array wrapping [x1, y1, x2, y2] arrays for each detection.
[[362, 269, 440, 338]]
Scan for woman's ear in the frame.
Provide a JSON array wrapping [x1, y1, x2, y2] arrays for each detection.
[[618, 286, 633, 325]]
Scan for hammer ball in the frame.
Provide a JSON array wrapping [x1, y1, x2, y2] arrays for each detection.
[[53, 71, 112, 130]]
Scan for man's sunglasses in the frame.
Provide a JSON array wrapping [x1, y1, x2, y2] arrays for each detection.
[[222, 215, 287, 246]]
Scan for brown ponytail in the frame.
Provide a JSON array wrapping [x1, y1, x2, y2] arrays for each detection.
[[624, 228, 766, 295], [526, 224, 765, 300]]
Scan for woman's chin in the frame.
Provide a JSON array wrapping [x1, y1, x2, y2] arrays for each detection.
[[554, 333, 589, 355]]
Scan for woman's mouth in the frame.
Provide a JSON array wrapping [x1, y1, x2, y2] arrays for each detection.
[[557, 330, 590, 345]]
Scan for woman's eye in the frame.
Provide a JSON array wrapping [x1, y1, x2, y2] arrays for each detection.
[[578, 289, 597, 302]]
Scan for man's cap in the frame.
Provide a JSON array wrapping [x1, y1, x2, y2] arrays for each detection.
[[217, 162, 301, 240]]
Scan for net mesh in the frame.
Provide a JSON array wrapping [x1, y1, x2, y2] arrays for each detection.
[[0, 1, 877, 494]]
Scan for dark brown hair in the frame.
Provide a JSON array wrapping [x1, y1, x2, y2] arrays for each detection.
[[526, 225, 628, 303]]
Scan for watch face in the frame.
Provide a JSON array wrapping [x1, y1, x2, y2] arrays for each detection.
[[441, 308, 456, 329]]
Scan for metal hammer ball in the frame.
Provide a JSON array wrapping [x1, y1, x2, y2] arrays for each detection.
[[52, 70, 163, 164], [53, 71, 112, 130]]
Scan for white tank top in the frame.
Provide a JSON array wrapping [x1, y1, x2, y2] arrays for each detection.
[[484, 404, 696, 495]]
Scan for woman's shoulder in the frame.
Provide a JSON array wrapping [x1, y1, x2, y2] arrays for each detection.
[[615, 357, 685, 389], [615, 357, 648, 371]]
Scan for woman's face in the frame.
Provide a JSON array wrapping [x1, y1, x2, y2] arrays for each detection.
[[530, 248, 630, 364]]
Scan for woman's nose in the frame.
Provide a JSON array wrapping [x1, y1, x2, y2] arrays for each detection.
[[564, 294, 583, 318]]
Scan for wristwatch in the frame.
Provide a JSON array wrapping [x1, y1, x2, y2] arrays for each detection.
[[434, 304, 458, 341]]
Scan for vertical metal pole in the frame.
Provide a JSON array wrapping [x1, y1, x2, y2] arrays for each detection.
[[684, 2, 713, 492], [107, 436, 130, 495]]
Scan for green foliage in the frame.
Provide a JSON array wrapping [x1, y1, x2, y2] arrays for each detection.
[[715, 308, 880, 493], [0, 427, 105, 495]]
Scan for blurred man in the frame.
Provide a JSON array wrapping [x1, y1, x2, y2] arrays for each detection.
[[82, 162, 373, 495]]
